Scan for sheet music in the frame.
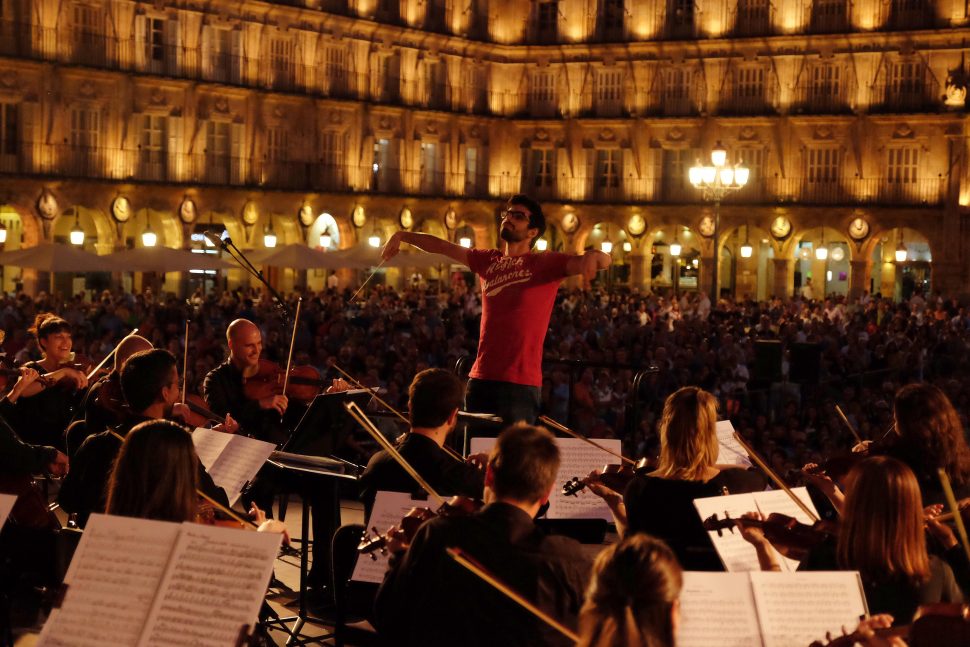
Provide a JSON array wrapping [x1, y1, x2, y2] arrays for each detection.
[[37, 514, 181, 647], [191, 427, 232, 474], [470, 437, 621, 521], [192, 428, 276, 506], [716, 420, 751, 467], [351, 491, 431, 584], [749, 572, 867, 647], [694, 492, 770, 573], [694, 488, 820, 572], [137, 523, 281, 647], [678, 572, 764, 647], [0, 493, 15, 528]]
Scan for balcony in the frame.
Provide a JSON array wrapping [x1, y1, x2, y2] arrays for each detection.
[[869, 77, 940, 113], [791, 77, 854, 114], [718, 82, 778, 116]]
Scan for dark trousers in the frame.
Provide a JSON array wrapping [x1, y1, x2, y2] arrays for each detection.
[[465, 378, 541, 426]]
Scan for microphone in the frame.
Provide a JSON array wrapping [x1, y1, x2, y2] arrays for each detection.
[[202, 230, 228, 249]]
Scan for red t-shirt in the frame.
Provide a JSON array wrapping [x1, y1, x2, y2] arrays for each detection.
[[466, 249, 570, 387]]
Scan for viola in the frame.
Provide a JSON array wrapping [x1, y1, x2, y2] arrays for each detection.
[[242, 359, 332, 404], [358, 495, 483, 558], [813, 603, 970, 647], [702, 511, 838, 561], [178, 393, 225, 429], [0, 473, 59, 530], [562, 458, 655, 497]]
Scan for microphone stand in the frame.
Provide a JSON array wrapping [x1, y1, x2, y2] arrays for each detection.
[[218, 236, 291, 323]]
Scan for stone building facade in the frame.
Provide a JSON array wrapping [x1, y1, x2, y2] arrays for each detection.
[[0, 0, 968, 299]]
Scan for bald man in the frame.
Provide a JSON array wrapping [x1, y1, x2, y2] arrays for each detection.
[[203, 319, 290, 445]]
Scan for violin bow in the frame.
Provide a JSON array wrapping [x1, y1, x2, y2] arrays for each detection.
[[86, 327, 140, 382], [733, 432, 820, 523], [108, 430, 257, 529], [446, 547, 579, 643], [281, 298, 303, 399], [181, 320, 190, 406], [344, 401, 446, 507], [834, 405, 863, 445], [330, 362, 466, 464], [539, 415, 637, 467], [938, 468, 970, 563]]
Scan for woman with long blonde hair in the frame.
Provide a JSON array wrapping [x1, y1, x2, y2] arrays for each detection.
[[589, 387, 763, 570], [577, 534, 682, 647]]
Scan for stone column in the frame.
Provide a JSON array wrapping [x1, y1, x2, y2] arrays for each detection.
[[771, 258, 791, 298], [848, 259, 871, 302]]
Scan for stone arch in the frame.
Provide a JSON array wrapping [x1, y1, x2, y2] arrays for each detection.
[[54, 206, 115, 253]]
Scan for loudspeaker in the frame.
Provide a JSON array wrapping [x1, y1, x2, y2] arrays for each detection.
[[789, 342, 822, 384], [753, 339, 783, 383]]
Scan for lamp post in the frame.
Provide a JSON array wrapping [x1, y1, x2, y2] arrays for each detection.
[[689, 142, 749, 304]]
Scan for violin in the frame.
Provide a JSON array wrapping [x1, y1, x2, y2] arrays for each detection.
[[0, 473, 59, 530], [813, 603, 970, 647], [703, 511, 838, 561], [242, 358, 333, 404], [562, 458, 655, 497], [358, 495, 483, 558]]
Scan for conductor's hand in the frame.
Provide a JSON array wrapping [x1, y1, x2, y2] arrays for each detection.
[[382, 231, 405, 261], [575, 251, 612, 281], [259, 394, 288, 415]]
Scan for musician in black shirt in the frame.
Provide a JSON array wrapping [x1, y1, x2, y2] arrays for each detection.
[[374, 424, 592, 646], [359, 369, 484, 516], [59, 349, 229, 527]]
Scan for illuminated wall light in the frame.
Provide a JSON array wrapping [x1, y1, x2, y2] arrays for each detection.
[[141, 223, 158, 247], [263, 227, 278, 248], [670, 243, 682, 257], [459, 237, 472, 248], [895, 243, 908, 263], [69, 213, 85, 246], [601, 241, 613, 254], [740, 242, 753, 258], [0, 222, 7, 244], [815, 245, 828, 261], [369, 234, 382, 248], [536, 238, 548, 251], [622, 241, 632, 252]]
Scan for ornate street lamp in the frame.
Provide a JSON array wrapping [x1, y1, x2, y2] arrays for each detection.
[[689, 141, 749, 303]]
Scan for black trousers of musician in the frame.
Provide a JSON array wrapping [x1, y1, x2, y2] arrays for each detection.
[[244, 466, 337, 590], [465, 378, 541, 426]]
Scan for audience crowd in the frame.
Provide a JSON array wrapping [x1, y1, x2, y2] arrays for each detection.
[[1, 282, 966, 471]]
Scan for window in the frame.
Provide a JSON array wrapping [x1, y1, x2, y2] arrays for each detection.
[[424, 60, 447, 108], [735, 67, 765, 99], [372, 138, 392, 189], [146, 17, 165, 62], [810, 64, 841, 101], [595, 69, 623, 116], [665, 0, 694, 38], [420, 142, 440, 192], [209, 28, 240, 84], [536, 0, 558, 42], [887, 147, 918, 184], [811, 0, 847, 32], [380, 56, 401, 102], [806, 147, 841, 183], [70, 107, 100, 150], [661, 68, 694, 115], [0, 103, 17, 157], [206, 120, 231, 183], [601, 0, 625, 38], [736, 0, 770, 35], [530, 149, 555, 189], [139, 114, 167, 180], [465, 146, 481, 193], [72, 3, 102, 64], [269, 37, 295, 90], [596, 149, 621, 192], [662, 148, 692, 198], [529, 70, 557, 116], [889, 60, 922, 97], [324, 46, 348, 95], [266, 126, 288, 162], [737, 147, 764, 197]]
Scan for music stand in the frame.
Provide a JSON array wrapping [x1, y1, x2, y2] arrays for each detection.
[[282, 390, 375, 456], [264, 456, 360, 646]]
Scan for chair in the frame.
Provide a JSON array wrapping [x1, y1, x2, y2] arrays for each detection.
[[331, 523, 379, 647]]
